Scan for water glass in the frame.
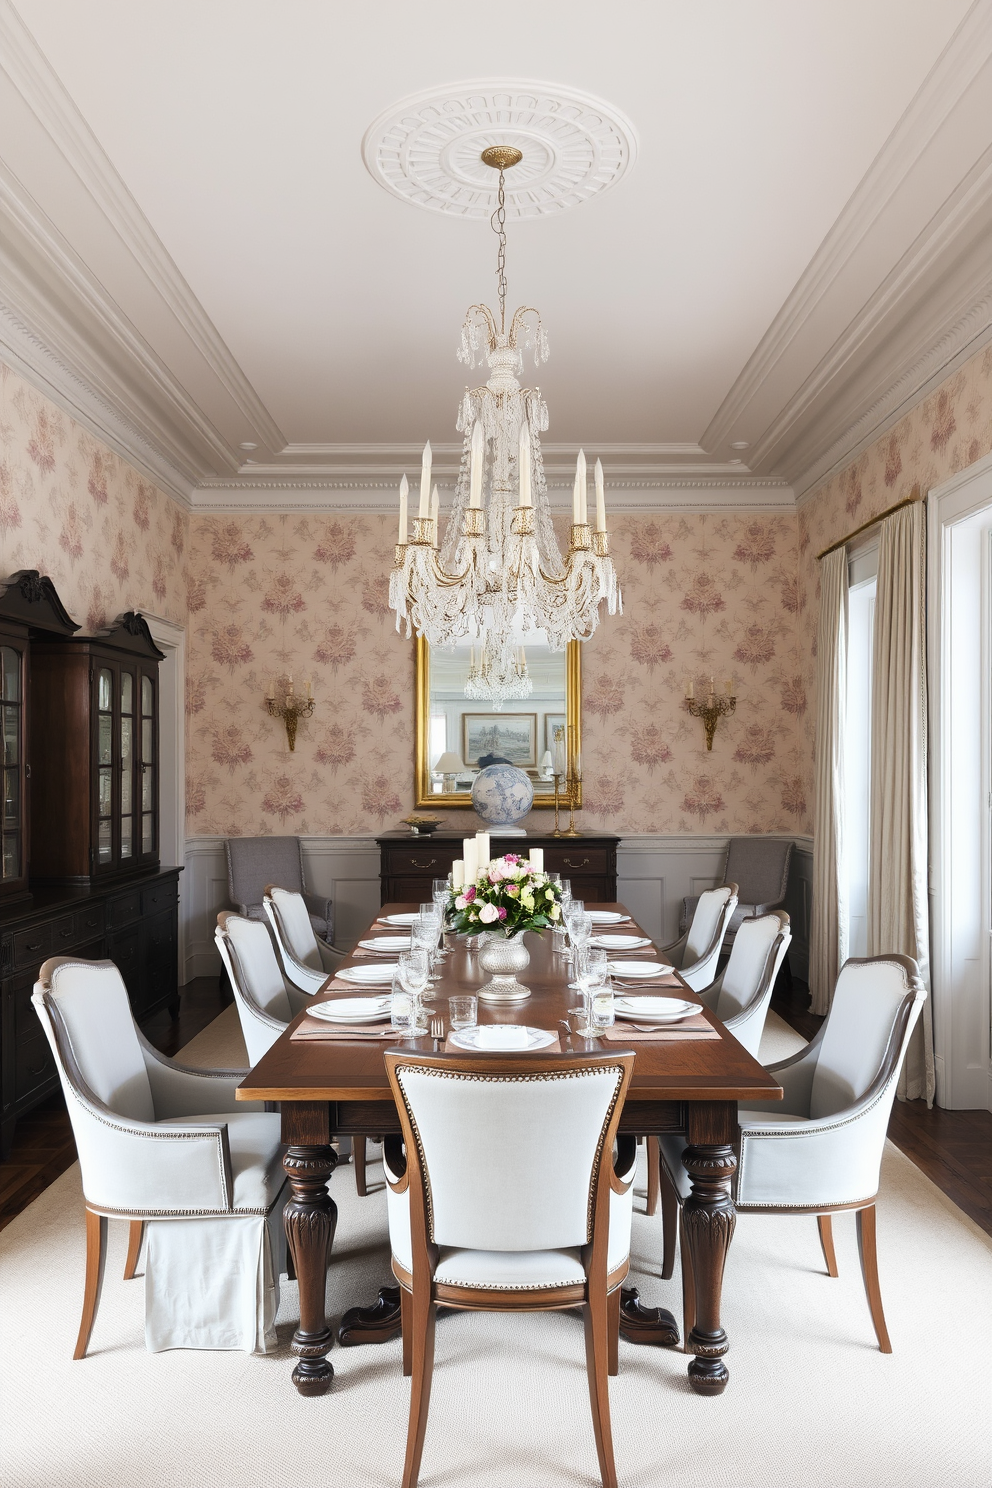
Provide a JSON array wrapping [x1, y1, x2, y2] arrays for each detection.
[[591, 981, 615, 1031], [448, 994, 478, 1031]]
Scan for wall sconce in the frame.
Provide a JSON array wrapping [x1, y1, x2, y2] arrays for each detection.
[[265, 675, 314, 751], [684, 675, 736, 751]]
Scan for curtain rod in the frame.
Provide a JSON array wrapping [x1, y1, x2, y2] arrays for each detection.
[[815, 485, 922, 560]]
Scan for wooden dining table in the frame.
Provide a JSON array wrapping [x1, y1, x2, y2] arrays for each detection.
[[236, 902, 782, 1399]]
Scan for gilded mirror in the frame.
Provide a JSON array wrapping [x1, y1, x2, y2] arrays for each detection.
[[415, 637, 581, 809]]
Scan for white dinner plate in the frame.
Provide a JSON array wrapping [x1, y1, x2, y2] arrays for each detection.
[[591, 934, 652, 951], [359, 936, 412, 951], [587, 910, 629, 925], [382, 913, 419, 926], [308, 997, 391, 1024], [614, 997, 697, 1025], [449, 1025, 557, 1052], [336, 963, 400, 985], [607, 960, 673, 978]]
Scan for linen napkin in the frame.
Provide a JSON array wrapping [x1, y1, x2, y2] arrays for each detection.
[[609, 973, 682, 989], [602, 1014, 720, 1042]]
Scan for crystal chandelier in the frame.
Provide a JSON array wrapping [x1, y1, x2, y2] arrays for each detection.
[[388, 145, 622, 666], [463, 636, 533, 710]]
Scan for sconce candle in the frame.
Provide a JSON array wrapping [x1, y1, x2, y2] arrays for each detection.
[[265, 675, 315, 752], [683, 678, 736, 752]]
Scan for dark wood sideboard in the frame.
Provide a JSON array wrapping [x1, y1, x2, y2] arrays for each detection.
[[377, 831, 619, 906], [0, 865, 181, 1158]]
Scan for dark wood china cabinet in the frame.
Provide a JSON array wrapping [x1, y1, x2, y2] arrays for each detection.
[[0, 572, 181, 1158]]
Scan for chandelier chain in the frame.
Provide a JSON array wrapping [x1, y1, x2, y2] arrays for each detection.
[[491, 168, 508, 334]]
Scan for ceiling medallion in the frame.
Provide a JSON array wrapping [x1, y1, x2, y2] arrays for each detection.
[[362, 79, 637, 219], [388, 147, 622, 706]]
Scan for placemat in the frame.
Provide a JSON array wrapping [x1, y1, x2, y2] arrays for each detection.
[[602, 1015, 720, 1042]]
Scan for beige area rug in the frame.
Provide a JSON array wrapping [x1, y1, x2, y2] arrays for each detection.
[[2, 1016, 990, 1488]]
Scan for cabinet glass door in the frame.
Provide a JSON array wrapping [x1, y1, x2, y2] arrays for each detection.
[[1, 642, 26, 889], [96, 667, 114, 866], [139, 670, 157, 861], [120, 670, 134, 861]]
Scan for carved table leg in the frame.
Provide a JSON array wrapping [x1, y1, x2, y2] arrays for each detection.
[[283, 1143, 338, 1395], [681, 1101, 737, 1396]]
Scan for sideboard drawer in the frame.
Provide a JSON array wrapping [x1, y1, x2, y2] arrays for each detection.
[[544, 845, 614, 877], [75, 903, 105, 941], [142, 880, 178, 917], [107, 889, 142, 929], [12, 923, 51, 971], [382, 845, 458, 878]]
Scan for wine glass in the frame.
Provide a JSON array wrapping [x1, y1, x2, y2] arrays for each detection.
[[572, 951, 610, 1035], [398, 947, 430, 1003], [431, 880, 451, 955], [391, 968, 427, 1035], [411, 915, 442, 981], [566, 911, 592, 987]]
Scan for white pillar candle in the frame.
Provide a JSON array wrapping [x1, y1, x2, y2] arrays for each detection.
[[572, 450, 588, 524], [475, 831, 491, 871], [398, 474, 408, 543], [430, 484, 439, 542], [594, 458, 606, 532], [518, 423, 532, 508], [463, 837, 478, 885], [529, 848, 544, 873], [452, 859, 465, 890], [469, 422, 484, 508], [419, 441, 432, 518]]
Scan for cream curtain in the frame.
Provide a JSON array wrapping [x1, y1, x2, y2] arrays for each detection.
[[809, 548, 848, 1016], [868, 501, 934, 1103]]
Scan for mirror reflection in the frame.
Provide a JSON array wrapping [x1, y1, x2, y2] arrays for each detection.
[[417, 636, 578, 805]]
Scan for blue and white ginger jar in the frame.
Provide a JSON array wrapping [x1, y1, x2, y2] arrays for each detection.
[[471, 764, 534, 830]]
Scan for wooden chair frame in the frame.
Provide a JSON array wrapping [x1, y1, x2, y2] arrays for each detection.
[[383, 1049, 635, 1488]]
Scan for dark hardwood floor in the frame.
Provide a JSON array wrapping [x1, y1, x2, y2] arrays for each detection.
[[772, 973, 992, 1238], [2, 970, 990, 1240], [0, 975, 232, 1233]]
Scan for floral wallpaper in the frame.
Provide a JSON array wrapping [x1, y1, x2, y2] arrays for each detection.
[[0, 363, 188, 630], [795, 338, 992, 829], [185, 510, 806, 837]]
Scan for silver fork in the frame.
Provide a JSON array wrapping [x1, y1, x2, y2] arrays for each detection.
[[430, 1016, 444, 1051]]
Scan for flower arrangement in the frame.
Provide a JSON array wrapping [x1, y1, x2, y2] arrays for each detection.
[[449, 854, 562, 938]]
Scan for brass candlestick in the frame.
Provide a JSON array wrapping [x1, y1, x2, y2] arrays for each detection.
[[563, 723, 582, 836], [552, 773, 564, 837]]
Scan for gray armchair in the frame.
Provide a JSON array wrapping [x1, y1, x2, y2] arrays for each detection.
[[680, 837, 793, 950], [225, 836, 333, 943]]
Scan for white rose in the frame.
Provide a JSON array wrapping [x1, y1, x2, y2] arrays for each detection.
[[478, 902, 499, 924]]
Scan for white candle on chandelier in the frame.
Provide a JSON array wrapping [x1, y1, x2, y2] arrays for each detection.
[[430, 484, 439, 539], [397, 474, 408, 543], [572, 449, 588, 524], [594, 458, 606, 533], [418, 441, 432, 518], [518, 423, 532, 508], [469, 422, 484, 508]]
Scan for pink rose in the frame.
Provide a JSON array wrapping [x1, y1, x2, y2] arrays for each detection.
[[463, 885, 476, 902], [505, 884, 519, 897], [478, 903, 499, 924], [454, 894, 468, 910], [497, 906, 508, 920]]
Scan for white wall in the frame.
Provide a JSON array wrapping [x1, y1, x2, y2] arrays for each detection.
[[183, 832, 812, 981]]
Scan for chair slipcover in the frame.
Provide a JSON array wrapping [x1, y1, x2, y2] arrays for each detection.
[[33, 957, 286, 1354], [225, 835, 333, 940]]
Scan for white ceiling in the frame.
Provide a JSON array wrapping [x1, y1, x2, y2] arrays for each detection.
[[3, 0, 992, 504]]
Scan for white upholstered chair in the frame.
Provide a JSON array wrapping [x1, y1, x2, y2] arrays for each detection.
[[262, 883, 344, 994], [383, 1048, 636, 1488], [657, 954, 926, 1352], [644, 910, 791, 1217], [214, 911, 310, 1066], [216, 911, 368, 1191], [32, 956, 286, 1357], [696, 910, 792, 1058], [660, 882, 739, 992]]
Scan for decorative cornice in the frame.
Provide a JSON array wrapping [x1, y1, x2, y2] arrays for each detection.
[[702, 3, 992, 457], [0, 0, 283, 457]]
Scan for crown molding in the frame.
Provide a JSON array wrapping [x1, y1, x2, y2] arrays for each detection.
[[0, 299, 194, 508], [0, 1, 283, 460], [192, 476, 794, 515], [701, 4, 992, 458]]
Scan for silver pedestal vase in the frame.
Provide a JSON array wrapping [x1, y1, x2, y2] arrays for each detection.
[[477, 932, 532, 1003]]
